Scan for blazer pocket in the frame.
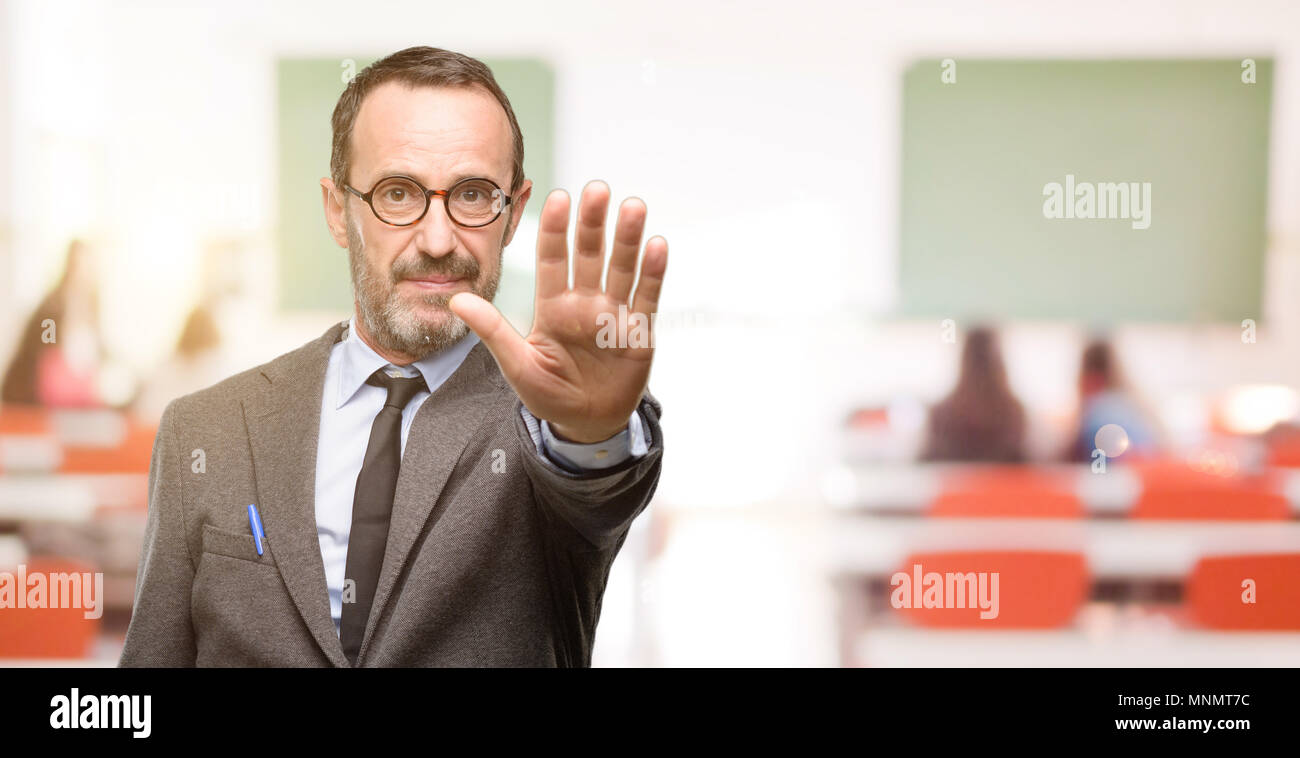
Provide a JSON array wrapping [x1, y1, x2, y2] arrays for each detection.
[[200, 522, 279, 568]]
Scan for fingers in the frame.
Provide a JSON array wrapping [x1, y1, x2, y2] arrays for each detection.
[[605, 197, 647, 305], [535, 182, 659, 311], [572, 180, 610, 294], [631, 235, 668, 321], [448, 292, 529, 385], [535, 190, 571, 301]]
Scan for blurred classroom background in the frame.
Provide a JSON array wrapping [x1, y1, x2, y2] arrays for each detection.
[[2, 0, 1300, 666]]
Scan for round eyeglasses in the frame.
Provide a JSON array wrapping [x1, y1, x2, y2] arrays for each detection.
[[343, 175, 512, 228]]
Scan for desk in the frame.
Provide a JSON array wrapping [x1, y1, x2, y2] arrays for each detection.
[[856, 627, 1300, 667], [829, 514, 1300, 666], [822, 463, 1300, 516], [830, 515, 1300, 579], [0, 407, 154, 476], [0, 634, 123, 667], [0, 478, 98, 522], [0, 473, 147, 522], [0, 535, 27, 567]]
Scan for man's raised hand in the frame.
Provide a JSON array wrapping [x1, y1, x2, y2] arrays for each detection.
[[449, 180, 667, 443]]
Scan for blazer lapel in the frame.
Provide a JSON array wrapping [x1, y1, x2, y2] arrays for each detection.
[[242, 321, 351, 668], [358, 340, 508, 662]]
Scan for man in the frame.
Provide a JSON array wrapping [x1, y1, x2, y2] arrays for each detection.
[[119, 46, 667, 667]]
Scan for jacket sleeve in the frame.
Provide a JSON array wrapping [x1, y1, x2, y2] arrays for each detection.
[[514, 390, 664, 553], [118, 400, 198, 666]]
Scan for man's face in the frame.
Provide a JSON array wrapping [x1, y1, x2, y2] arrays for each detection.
[[323, 81, 531, 360]]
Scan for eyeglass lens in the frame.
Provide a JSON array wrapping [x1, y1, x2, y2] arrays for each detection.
[[370, 177, 505, 226]]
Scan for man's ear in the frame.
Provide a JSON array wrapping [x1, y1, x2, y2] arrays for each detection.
[[321, 178, 349, 248], [502, 178, 533, 247]]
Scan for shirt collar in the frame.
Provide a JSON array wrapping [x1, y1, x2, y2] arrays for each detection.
[[335, 315, 481, 410]]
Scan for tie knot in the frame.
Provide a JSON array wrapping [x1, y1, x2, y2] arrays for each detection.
[[366, 369, 427, 410]]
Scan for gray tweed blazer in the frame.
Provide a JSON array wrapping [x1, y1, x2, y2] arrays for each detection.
[[118, 321, 663, 667]]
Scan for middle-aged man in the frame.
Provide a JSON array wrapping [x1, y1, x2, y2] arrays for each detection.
[[119, 46, 667, 667]]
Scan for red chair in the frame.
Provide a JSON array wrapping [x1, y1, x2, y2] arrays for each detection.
[[1187, 554, 1300, 630], [929, 466, 1083, 518], [0, 404, 52, 435], [1264, 424, 1300, 467], [890, 550, 1088, 628], [0, 557, 102, 658], [1131, 461, 1288, 520], [58, 420, 157, 474]]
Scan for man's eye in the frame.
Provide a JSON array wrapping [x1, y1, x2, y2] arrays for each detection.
[[459, 189, 481, 202], [385, 188, 407, 202]]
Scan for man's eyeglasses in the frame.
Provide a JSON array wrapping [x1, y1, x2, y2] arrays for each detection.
[[343, 175, 512, 228]]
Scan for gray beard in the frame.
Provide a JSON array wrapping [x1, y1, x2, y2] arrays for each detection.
[[346, 210, 502, 360]]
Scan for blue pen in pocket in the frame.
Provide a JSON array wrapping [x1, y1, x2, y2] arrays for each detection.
[[247, 504, 266, 556]]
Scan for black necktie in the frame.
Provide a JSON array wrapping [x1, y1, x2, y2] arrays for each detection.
[[340, 368, 427, 665]]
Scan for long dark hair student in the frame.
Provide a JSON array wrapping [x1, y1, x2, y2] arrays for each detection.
[[920, 325, 1027, 462]]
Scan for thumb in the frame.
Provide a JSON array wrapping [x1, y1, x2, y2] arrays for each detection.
[[449, 292, 528, 383]]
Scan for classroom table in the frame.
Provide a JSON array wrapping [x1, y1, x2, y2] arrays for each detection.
[[829, 515, 1300, 579], [0, 473, 147, 522], [854, 627, 1300, 667], [822, 462, 1300, 516]]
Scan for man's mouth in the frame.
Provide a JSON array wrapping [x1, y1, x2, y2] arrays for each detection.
[[399, 275, 466, 293]]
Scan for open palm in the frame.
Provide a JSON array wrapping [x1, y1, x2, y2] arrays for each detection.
[[450, 181, 667, 443]]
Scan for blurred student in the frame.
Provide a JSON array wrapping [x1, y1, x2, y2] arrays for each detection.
[[1062, 337, 1161, 462], [920, 326, 1027, 462], [132, 303, 225, 422], [1, 240, 107, 407]]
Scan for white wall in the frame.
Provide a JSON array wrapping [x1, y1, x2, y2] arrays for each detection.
[[6, 0, 1300, 668], [3, 0, 1299, 506], [0, 0, 14, 362]]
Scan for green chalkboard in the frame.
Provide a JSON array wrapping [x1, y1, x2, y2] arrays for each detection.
[[277, 56, 554, 311], [899, 59, 1272, 323]]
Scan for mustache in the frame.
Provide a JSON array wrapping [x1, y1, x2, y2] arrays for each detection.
[[389, 253, 480, 284]]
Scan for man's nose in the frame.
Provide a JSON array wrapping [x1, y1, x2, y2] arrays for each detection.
[[412, 195, 457, 257]]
